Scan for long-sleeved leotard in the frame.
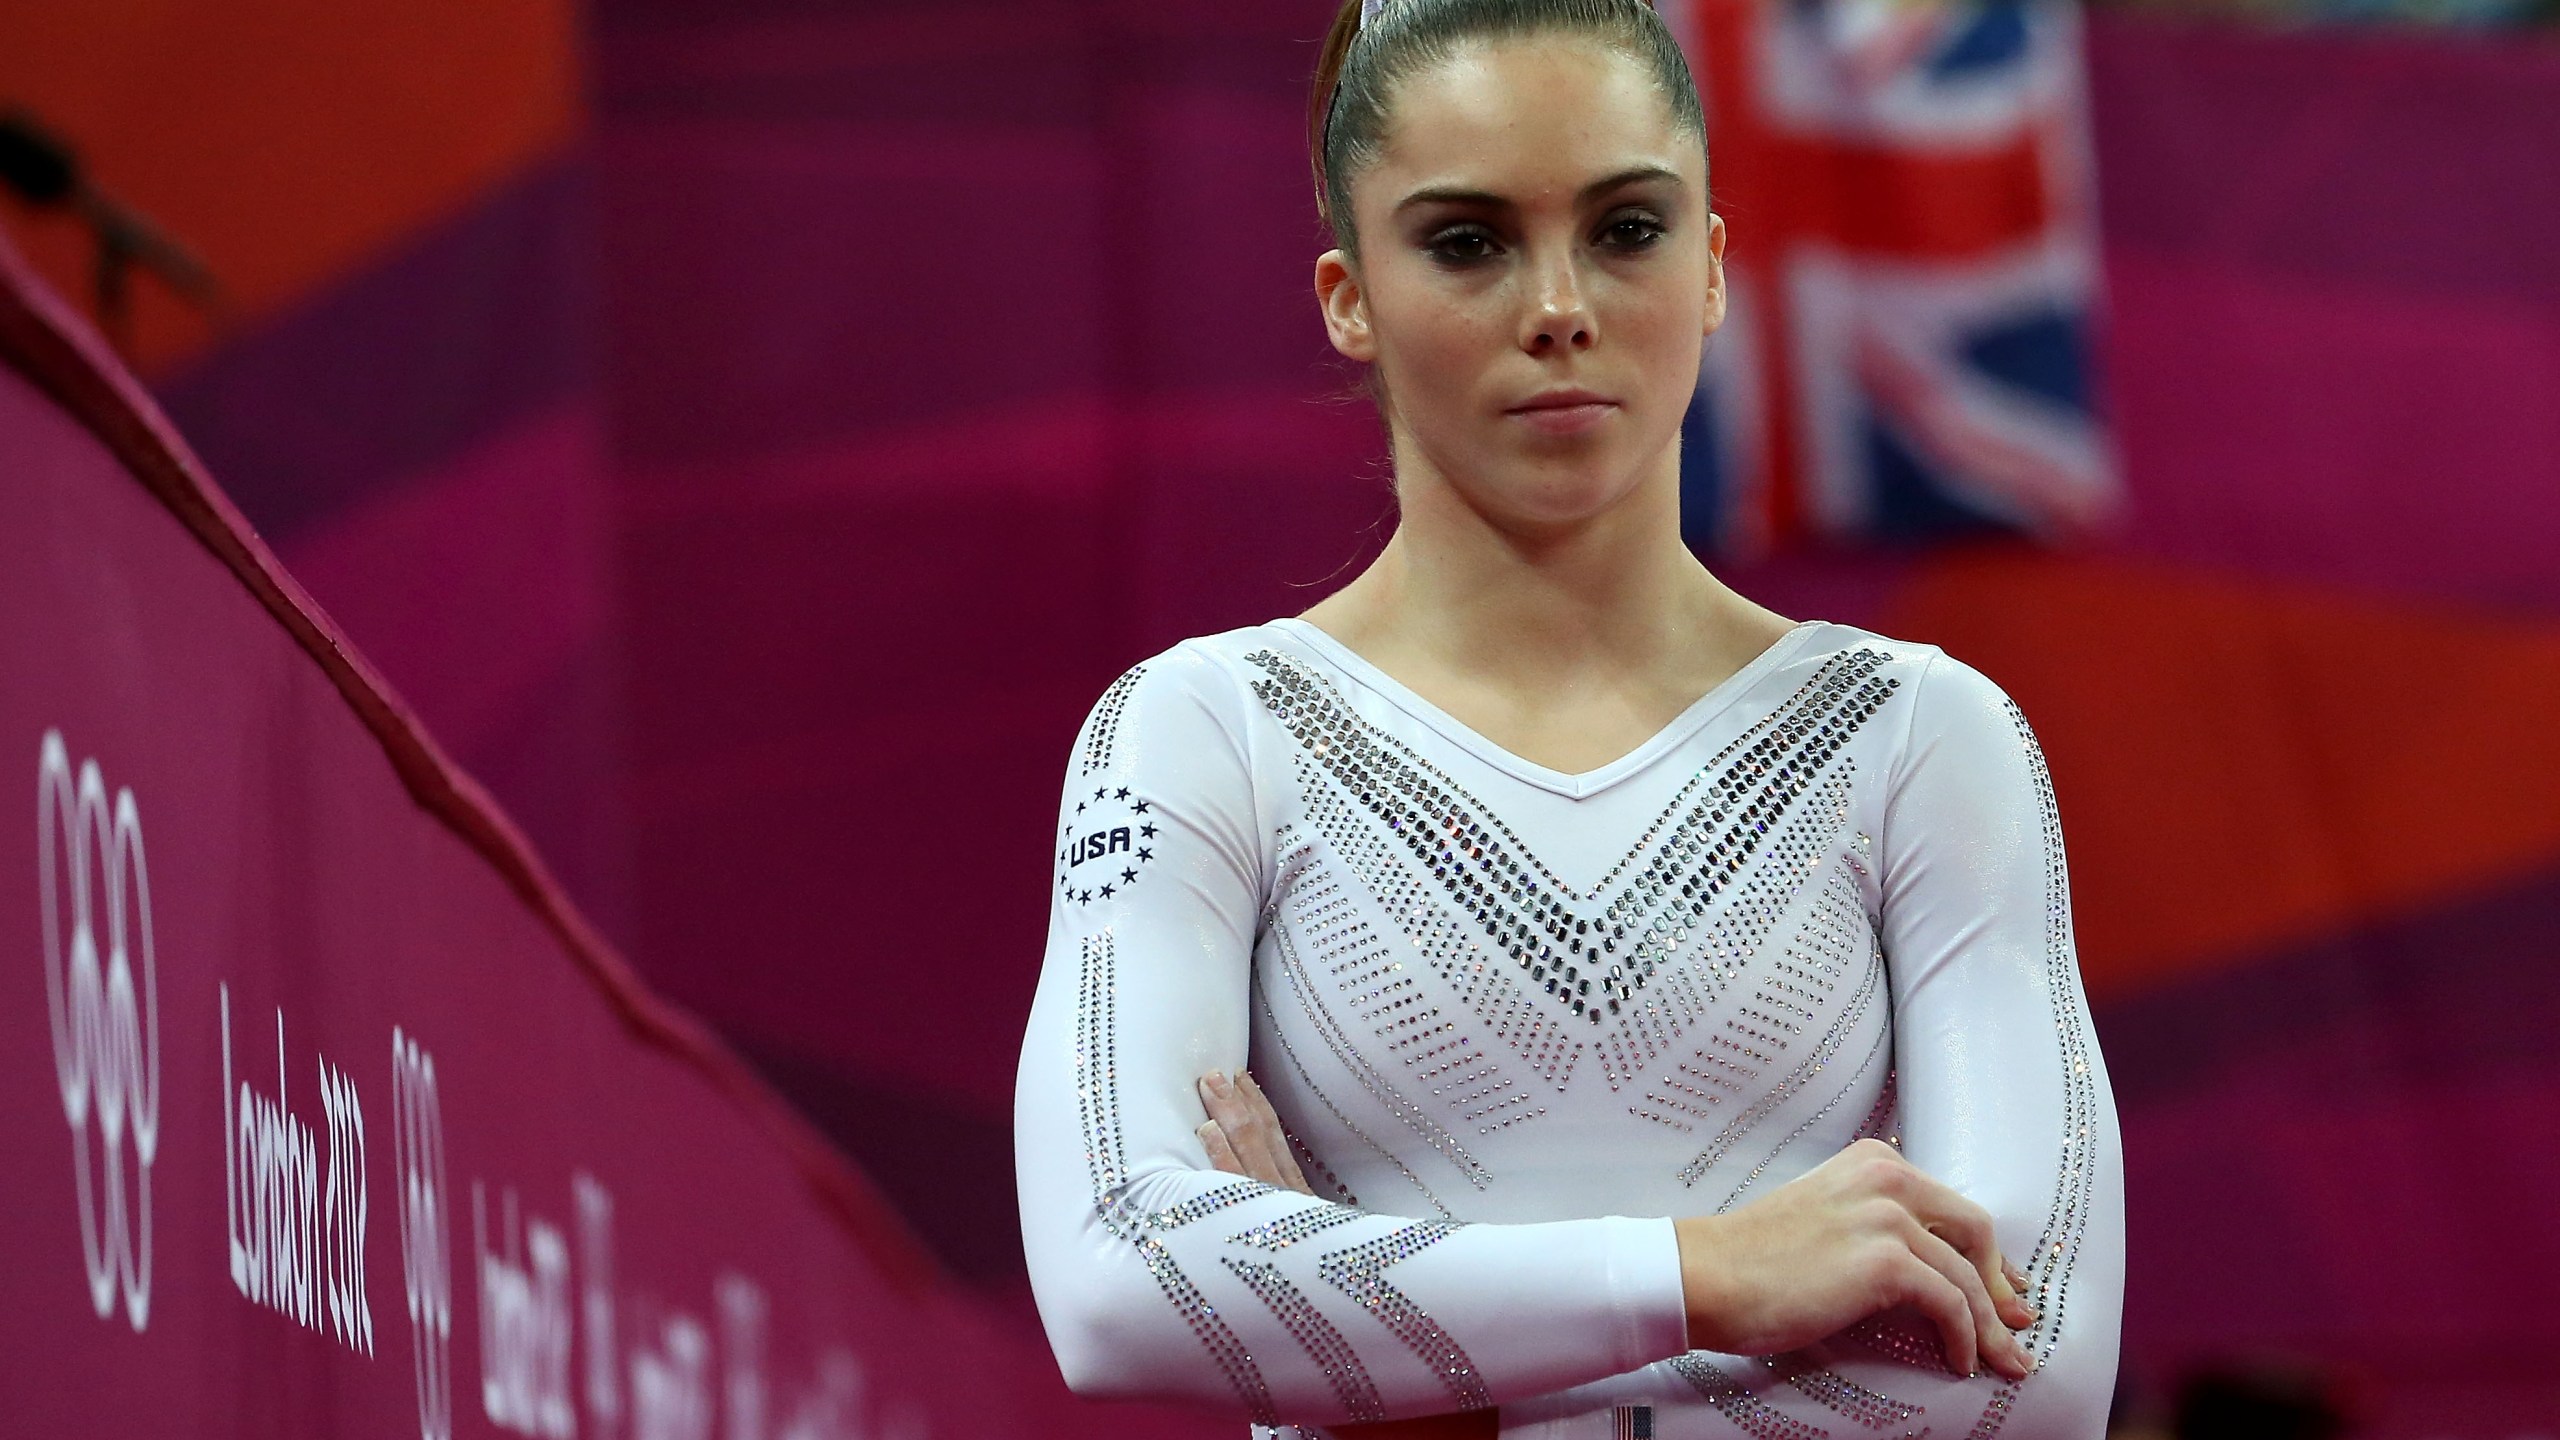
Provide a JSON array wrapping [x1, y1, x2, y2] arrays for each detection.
[[1014, 618, 2125, 1438]]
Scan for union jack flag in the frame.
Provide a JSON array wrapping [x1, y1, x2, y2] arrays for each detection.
[[1664, 0, 2122, 554]]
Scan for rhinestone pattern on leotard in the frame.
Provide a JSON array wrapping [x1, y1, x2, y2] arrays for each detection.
[[1076, 931, 1281, 1424], [1265, 834, 1497, 1181], [1275, 830, 1530, 1133], [1635, 841, 1871, 1133], [1959, 696, 2105, 1440], [1667, 1354, 1831, 1439], [1315, 1222, 1491, 1412], [1713, 1016, 1892, 1215], [1080, 664, 1146, 775], [1079, 916, 1495, 1426], [1229, 1202, 1370, 1253], [1677, 860, 1888, 1187], [1635, 770, 1864, 1144], [1044, 638, 2111, 1439], [1252, 944, 1455, 1219], [1246, 647, 1901, 1110], [1592, 671, 1897, 1088], [1289, 749, 1581, 1096], [1223, 1257, 1386, 1423], [1765, 1352, 1926, 1430], [1075, 932, 1125, 1195]]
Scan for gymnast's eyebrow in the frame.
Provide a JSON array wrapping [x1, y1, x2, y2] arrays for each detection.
[[1393, 164, 1684, 214]]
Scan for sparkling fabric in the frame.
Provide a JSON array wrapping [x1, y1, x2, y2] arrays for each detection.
[[1016, 619, 2125, 1437]]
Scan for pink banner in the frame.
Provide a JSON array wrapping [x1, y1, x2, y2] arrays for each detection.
[[0, 238, 1053, 1437]]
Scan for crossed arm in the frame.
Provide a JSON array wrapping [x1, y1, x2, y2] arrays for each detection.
[[1192, 1065, 2042, 1440], [1016, 647, 2122, 1434]]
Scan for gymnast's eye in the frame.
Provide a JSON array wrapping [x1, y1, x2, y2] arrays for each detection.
[[1598, 210, 1668, 252], [1426, 224, 1503, 266]]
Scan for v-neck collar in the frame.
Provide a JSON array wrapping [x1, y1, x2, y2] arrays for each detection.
[[1263, 616, 1828, 801]]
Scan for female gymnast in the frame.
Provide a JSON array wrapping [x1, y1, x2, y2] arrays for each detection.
[[1013, 1, 2125, 1435]]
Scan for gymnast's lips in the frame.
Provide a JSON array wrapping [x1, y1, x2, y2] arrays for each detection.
[[1504, 388, 1619, 436]]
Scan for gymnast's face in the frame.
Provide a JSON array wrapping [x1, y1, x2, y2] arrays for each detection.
[[1315, 35, 1724, 533]]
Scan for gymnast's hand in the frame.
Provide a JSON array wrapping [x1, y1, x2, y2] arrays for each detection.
[[1675, 1137, 2038, 1381], [1198, 1068, 1499, 1440], [1194, 1072, 2033, 1422]]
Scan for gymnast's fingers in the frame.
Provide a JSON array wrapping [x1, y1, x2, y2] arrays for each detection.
[[1987, 1257, 2037, 1330], [1198, 1069, 1293, 1188], [1890, 1251, 1982, 1382], [1883, 1155, 2035, 1332], [1910, 1222, 2030, 1380], [1999, 1257, 2038, 1326], [1925, 1195, 2032, 1332], [1197, 1118, 1247, 1176], [1236, 1070, 1315, 1193]]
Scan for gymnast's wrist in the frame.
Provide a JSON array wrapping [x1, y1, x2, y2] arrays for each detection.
[[1671, 1214, 1729, 1353]]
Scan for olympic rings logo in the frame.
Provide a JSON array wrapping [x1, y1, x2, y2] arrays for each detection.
[[393, 1027, 455, 1440], [37, 729, 160, 1332]]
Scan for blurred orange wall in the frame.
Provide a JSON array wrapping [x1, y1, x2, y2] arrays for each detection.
[[0, 0, 581, 372]]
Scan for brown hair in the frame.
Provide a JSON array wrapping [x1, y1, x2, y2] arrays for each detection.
[[1308, 0, 1708, 253]]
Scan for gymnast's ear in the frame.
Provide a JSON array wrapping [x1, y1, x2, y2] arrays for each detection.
[[1315, 248, 1378, 364], [1702, 211, 1730, 339]]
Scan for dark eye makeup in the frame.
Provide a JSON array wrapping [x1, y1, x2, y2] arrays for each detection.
[[1414, 206, 1672, 268]]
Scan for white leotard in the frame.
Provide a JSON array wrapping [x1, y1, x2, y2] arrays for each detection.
[[1014, 617, 2125, 1438]]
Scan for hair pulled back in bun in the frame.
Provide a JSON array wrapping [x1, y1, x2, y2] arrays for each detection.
[[1307, 0, 1708, 253]]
